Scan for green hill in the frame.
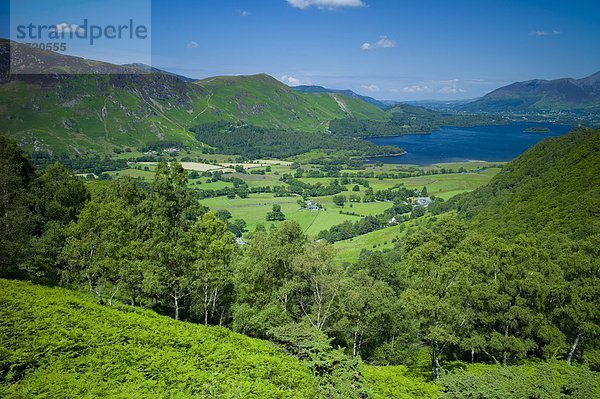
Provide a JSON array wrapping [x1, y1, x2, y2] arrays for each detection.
[[328, 103, 502, 138], [451, 128, 600, 238], [0, 279, 317, 398], [0, 40, 388, 155]]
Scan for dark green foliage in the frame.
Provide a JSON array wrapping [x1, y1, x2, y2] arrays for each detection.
[[192, 121, 399, 159], [318, 216, 385, 243], [0, 137, 35, 278], [0, 138, 89, 281], [28, 163, 89, 231], [30, 152, 128, 174], [280, 175, 347, 197], [228, 218, 247, 237], [411, 206, 426, 218], [142, 140, 184, 152], [329, 105, 502, 138], [333, 194, 347, 206], [266, 204, 286, 221], [451, 128, 600, 239]]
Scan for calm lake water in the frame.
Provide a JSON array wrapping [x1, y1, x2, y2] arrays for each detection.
[[366, 122, 573, 165]]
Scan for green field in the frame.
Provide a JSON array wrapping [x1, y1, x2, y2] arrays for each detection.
[[200, 194, 391, 236], [398, 170, 501, 199], [101, 161, 500, 245], [333, 224, 402, 263]]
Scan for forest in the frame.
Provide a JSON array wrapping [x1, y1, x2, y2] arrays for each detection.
[[1, 129, 599, 398], [328, 105, 503, 138], [191, 121, 401, 159]]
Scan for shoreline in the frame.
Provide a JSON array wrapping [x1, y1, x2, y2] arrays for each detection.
[[362, 151, 407, 159]]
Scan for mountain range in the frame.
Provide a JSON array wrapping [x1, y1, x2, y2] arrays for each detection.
[[0, 40, 388, 154], [1, 39, 598, 156], [460, 71, 600, 113]]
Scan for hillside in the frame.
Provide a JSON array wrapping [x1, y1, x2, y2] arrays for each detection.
[[329, 103, 502, 137], [293, 85, 388, 109], [0, 279, 318, 398], [451, 128, 600, 238], [461, 71, 600, 113], [0, 40, 388, 155]]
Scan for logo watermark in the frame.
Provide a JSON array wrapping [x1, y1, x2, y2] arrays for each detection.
[[9, 0, 152, 74]]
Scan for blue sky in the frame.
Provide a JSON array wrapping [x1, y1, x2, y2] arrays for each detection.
[[2, 0, 600, 100]]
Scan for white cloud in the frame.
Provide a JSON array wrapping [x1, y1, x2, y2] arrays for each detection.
[[530, 30, 560, 36], [438, 86, 465, 94], [281, 75, 301, 85], [185, 41, 199, 49], [361, 36, 397, 50], [438, 84, 465, 94], [361, 84, 380, 92], [287, 0, 365, 10], [240, 10, 250, 17], [54, 23, 85, 34], [402, 85, 432, 93]]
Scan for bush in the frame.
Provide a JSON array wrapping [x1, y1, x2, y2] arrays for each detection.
[[0, 279, 316, 398]]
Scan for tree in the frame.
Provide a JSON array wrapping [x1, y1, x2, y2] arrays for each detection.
[[232, 221, 306, 337], [334, 269, 395, 358], [188, 212, 236, 325], [62, 199, 136, 305], [228, 218, 247, 237], [411, 206, 425, 219], [333, 195, 347, 207], [421, 186, 428, 197], [363, 188, 375, 202], [215, 209, 232, 221], [139, 162, 203, 319], [0, 136, 34, 278], [399, 217, 470, 379], [25, 163, 89, 282], [292, 241, 341, 331], [266, 204, 286, 221]]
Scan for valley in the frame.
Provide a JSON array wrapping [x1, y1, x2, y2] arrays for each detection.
[[1, 5, 599, 396]]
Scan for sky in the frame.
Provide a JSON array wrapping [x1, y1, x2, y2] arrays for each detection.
[[2, 0, 600, 100]]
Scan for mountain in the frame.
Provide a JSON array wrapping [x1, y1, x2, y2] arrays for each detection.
[[404, 99, 475, 111], [120, 63, 196, 82], [0, 40, 388, 154], [293, 85, 389, 109], [460, 71, 600, 113]]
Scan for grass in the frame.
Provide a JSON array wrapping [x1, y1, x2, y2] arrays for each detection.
[[299, 169, 500, 200], [106, 168, 156, 180], [200, 194, 391, 237], [398, 170, 501, 199], [333, 225, 402, 264]]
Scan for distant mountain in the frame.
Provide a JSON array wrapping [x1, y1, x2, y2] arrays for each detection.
[[0, 40, 388, 154], [404, 99, 475, 111], [461, 71, 600, 113], [293, 85, 389, 109]]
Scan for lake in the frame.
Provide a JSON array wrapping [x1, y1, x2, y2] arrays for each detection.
[[365, 122, 573, 165]]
